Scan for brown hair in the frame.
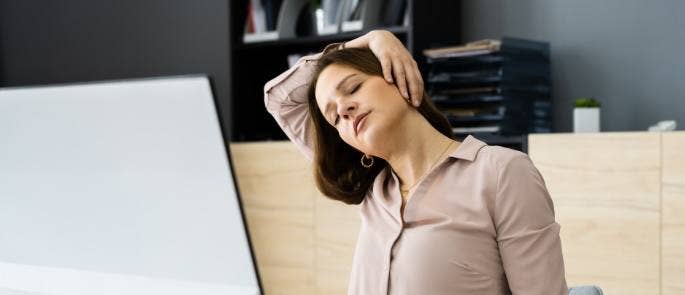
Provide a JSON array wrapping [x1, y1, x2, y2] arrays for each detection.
[[307, 47, 453, 205]]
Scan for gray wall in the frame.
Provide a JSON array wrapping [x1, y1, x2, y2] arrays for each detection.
[[0, 0, 233, 137], [462, 0, 685, 132]]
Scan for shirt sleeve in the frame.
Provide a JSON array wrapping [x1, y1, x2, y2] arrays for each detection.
[[263, 42, 342, 161], [494, 153, 568, 295]]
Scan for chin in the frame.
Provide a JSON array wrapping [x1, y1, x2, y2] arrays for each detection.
[[356, 126, 388, 156]]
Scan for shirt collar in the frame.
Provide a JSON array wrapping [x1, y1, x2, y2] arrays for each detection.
[[448, 135, 488, 162]]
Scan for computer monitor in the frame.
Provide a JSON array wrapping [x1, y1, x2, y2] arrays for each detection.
[[0, 76, 262, 295]]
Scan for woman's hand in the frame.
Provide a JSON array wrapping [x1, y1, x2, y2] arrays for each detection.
[[343, 30, 424, 107]]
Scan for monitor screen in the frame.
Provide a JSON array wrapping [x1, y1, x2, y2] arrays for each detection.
[[0, 76, 261, 295]]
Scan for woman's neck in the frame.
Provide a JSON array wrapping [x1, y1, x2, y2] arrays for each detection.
[[382, 111, 458, 190]]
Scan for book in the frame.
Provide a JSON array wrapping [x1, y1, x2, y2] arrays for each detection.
[[340, 0, 363, 32], [250, 0, 267, 33], [243, 0, 279, 43], [245, 2, 255, 33], [262, 0, 284, 31], [319, 0, 344, 35]]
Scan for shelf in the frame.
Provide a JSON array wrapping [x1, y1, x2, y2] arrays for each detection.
[[230, 0, 463, 142], [234, 26, 408, 50]]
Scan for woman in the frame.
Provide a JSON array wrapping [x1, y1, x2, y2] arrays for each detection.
[[264, 30, 567, 295]]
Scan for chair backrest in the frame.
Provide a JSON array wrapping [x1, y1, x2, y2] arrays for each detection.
[[569, 285, 603, 295]]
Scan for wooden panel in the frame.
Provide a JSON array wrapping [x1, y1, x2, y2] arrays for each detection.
[[315, 196, 360, 294], [528, 132, 661, 295], [662, 132, 685, 295], [231, 133, 683, 294], [231, 141, 362, 295], [230, 142, 317, 295]]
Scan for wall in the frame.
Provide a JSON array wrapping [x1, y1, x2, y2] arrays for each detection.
[[0, 0, 232, 137], [461, 0, 685, 132]]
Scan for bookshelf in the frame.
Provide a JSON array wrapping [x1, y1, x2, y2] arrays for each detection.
[[229, 0, 461, 142]]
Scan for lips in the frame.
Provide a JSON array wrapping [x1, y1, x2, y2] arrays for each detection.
[[354, 111, 370, 136]]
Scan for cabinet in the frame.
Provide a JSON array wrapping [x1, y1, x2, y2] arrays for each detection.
[[229, 0, 461, 141]]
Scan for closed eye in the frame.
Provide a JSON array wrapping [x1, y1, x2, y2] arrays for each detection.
[[350, 82, 362, 94]]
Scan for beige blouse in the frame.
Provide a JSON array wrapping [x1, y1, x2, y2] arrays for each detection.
[[264, 45, 568, 295]]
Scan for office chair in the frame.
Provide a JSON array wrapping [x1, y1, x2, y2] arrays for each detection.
[[569, 285, 603, 295]]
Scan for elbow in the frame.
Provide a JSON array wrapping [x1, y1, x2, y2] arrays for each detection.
[[263, 81, 275, 111]]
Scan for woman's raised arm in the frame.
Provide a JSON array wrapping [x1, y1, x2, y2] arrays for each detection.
[[263, 42, 340, 161]]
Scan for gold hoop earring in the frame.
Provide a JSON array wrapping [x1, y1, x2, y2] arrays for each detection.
[[361, 154, 374, 168]]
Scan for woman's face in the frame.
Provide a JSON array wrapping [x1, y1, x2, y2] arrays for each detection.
[[315, 63, 409, 155]]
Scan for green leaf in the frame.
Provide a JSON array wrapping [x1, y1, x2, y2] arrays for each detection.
[[574, 97, 601, 108]]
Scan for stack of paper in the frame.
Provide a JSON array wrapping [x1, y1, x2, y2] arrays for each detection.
[[422, 39, 501, 59]]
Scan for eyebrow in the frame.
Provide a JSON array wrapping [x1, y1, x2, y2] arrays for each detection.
[[324, 73, 357, 120]]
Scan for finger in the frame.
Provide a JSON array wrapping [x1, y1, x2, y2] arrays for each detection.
[[404, 62, 422, 106], [413, 67, 424, 107], [380, 56, 393, 83], [392, 59, 408, 99]]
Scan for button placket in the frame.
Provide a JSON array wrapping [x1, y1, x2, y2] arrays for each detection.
[[382, 232, 398, 294]]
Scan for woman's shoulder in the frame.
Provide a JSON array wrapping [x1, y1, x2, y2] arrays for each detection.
[[453, 135, 529, 169], [477, 144, 532, 172]]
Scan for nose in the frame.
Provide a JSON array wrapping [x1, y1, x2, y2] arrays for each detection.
[[336, 99, 358, 122]]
